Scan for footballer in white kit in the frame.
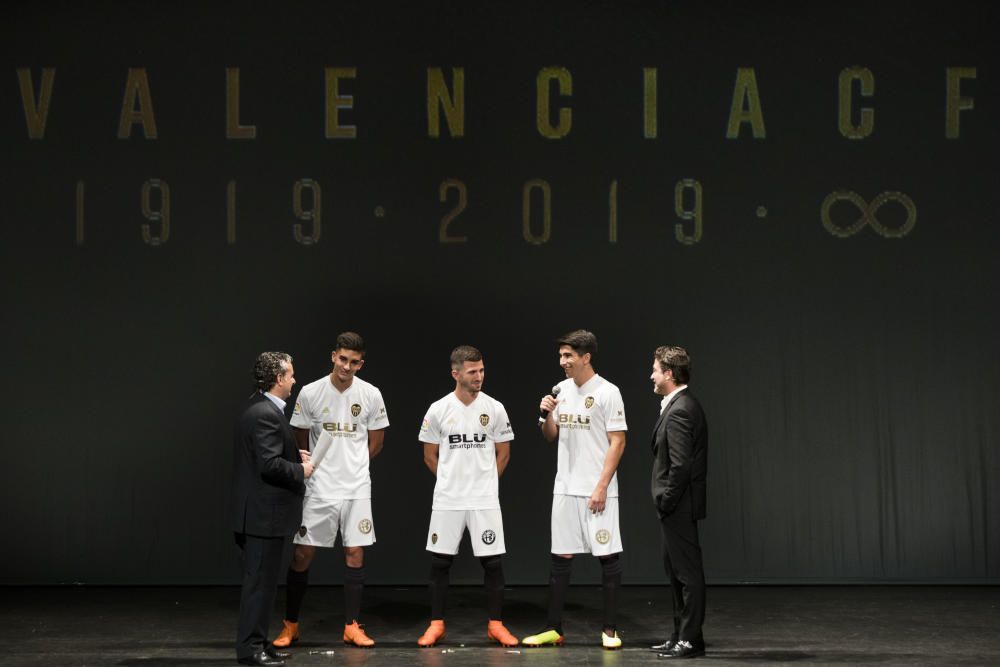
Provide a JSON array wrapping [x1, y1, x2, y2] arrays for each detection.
[[523, 330, 628, 650], [414, 345, 520, 649], [274, 333, 388, 649], [420, 391, 512, 555], [549, 373, 628, 555], [292, 374, 388, 547]]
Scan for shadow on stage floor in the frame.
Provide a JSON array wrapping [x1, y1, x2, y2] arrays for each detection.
[[2, 585, 998, 665]]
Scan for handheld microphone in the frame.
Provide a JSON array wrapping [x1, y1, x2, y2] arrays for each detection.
[[538, 385, 562, 422]]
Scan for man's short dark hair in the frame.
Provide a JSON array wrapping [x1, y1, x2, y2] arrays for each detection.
[[450, 345, 483, 369], [254, 352, 292, 391], [655, 345, 691, 384], [556, 329, 598, 357], [334, 331, 365, 357]]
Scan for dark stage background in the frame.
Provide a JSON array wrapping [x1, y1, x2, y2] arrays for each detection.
[[2, 2, 997, 585]]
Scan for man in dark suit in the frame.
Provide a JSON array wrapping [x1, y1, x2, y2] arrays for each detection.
[[648, 346, 708, 659], [232, 352, 314, 666]]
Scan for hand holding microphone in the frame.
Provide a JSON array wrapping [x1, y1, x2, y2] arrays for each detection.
[[538, 385, 562, 423]]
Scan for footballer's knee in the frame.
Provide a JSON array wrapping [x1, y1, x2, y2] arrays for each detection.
[[344, 546, 364, 568], [291, 544, 316, 571]]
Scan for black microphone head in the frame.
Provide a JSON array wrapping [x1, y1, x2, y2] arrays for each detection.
[[551, 385, 561, 397]]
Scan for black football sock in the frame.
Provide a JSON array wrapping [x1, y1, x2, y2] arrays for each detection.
[[344, 564, 365, 624], [545, 554, 573, 634], [285, 567, 309, 623], [480, 555, 504, 620], [429, 553, 454, 620], [600, 554, 623, 634]]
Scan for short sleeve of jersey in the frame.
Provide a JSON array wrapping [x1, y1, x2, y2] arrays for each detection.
[[603, 386, 628, 432], [418, 410, 440, 444], [491, 401, 514, 443], [366, 388, 390, 430], [289, 387, 311, 429]]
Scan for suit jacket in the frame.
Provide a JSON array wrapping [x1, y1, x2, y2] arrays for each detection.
[[231, 392, 305, 537], [650, 389, 708, 519]]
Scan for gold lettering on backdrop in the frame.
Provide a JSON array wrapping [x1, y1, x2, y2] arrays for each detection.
[[427, 67, 465, 138], [536, 67, 572, 138], [674, 179, 703, 244], [726, 67, 765, 139], [118, 68, 158, 139], [17, 67, 55, 139], [439, 178, 468, 242], [838, 67, 874, 139], [293, 179, 322, 244], [522, 179, 552, 243], [325, 67, 357, 139], [820, 190, 917, 239], [141, 179, 170, 245], [226, 68, 257, 139], [643, 67, 657, 139], [945, 67, 976, 139]]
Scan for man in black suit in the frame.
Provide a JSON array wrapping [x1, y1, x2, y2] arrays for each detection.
[[232, 352, 314, 666], [649, 346, 708, 659]]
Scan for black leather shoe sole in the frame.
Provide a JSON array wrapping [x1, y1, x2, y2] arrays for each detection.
[[265, 647, 291, 659], [658, 646, 705, 659]]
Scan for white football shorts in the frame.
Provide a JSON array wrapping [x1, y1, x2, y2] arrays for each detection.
[[425, 508, 506, 557], [293, 497, 376, 548], [550, 494, 623, 556]]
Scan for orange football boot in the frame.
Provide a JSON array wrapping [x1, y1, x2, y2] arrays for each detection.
[[487, 620, 519, 647], [272, 620, 299, 648], [343, 621, 375, 647], [417, 620, 446, 647]]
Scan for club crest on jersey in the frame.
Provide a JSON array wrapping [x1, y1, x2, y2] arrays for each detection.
[[585, 396, 595, 409], [298, 526, 307, 537], [323, 422, 358, 432], [351, 403, 362, 417], [595, 529, 611, 545], [358, 519, 373, 534], [431, 533, 438, 544], [482, 529, 496, 545], [479, 414, 490, 427], [293, 403, 302, 415]]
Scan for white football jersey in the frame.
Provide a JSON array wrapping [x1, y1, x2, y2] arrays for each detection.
[[291, 375, 389, 499], [418, 391, 514, 510], [551, 374, 627, 497]]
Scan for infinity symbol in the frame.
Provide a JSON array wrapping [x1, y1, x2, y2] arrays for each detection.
[[820, 191, 916, 238]]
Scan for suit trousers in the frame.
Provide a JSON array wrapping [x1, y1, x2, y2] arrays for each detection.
[[236, 534, 288, 659], [659, 510, 705, 643]]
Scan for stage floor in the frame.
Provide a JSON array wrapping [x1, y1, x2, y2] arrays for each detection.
[[3, 585, 998, 665]]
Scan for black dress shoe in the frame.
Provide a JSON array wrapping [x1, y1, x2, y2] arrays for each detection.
[[237, 649, 286, 666], [651, 638, 677, 651], [657, 639, 705, 659], [265, 645, 291, 659]]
